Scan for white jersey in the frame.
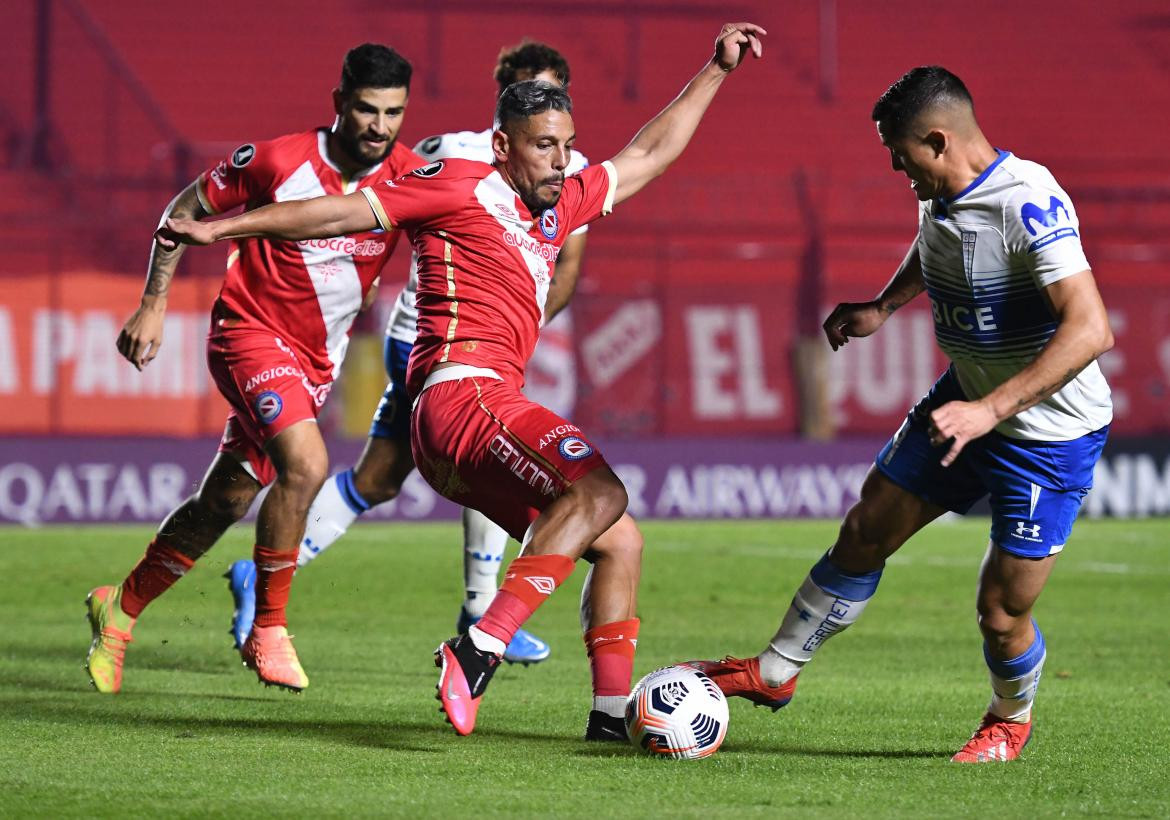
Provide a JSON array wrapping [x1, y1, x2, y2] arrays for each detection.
[[386, 128, 590, 343], [918, 150, 1112, 441]]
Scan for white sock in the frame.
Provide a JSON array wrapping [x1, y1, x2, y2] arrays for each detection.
[[298, 470, 368, 568], [758, 556, 882, 687], [986, 626, 1046, 723], [462, 508, 508, 617], [593, 695, 626, 719], [468, 624, 506, 656]]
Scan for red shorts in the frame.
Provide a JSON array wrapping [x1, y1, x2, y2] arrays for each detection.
[[207, 329, 332, 486], [411, 373, 609, 541]]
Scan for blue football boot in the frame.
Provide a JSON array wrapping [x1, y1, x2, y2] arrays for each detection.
[[456, 606, 550, 666], [224, 559, 257, 649]]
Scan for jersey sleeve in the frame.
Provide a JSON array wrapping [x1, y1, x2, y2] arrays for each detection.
[[359, 160, 464, 231], [1005, 185, 1091, 287], [196, 141, 281, 215], [559, 161, 617, 234]]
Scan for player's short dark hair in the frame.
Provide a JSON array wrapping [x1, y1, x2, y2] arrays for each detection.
[[494, 41, 570, 97], [494, 80, 573, 134], [339, 43, 412, 95], [871, 66, 973, 139]]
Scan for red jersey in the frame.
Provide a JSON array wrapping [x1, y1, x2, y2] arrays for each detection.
[[361, 158, 617, 394], [197, 130, 422, 384]]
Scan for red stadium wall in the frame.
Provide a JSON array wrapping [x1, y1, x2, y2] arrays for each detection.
[[2, 0, 1169, 439]]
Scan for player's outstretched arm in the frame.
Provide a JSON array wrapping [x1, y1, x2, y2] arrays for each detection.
[[929, 269, 1113, 466], [117, 181, 209, 371], [608, 22, 765, 206], [156, 191, 378, 248], [823, 243, 924, 350]]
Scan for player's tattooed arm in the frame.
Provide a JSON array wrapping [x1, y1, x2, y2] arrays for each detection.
[[117, 181, 209, 371], [823, 243, 923, 350], [144, 182, 208, 297], [928, 269, 1113, 467]]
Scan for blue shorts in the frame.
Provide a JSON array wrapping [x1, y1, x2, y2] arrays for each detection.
[[368, 336, 413, 441], [876, 368, 1108, 558]]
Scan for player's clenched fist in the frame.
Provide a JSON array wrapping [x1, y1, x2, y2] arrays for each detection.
[[713, 22, 767, 72], [155, 217, 217, 249], [822, 301, 887, 351]]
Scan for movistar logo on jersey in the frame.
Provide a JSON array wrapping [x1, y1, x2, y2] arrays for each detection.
[[1021, 196, 1077, 252]]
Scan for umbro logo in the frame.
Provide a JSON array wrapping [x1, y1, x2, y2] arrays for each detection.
[[590, 634, 626, 647], [526, 576, 556, 595]]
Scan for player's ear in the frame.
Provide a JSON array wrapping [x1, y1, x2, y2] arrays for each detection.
[[925, 129, 947, 158], [491, 129, 510, 163], [332, 88, 345, 117]]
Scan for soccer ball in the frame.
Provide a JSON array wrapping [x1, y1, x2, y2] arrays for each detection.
[[625, 665, 729, 759]]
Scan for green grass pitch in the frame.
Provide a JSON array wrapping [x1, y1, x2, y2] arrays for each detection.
[[2, 518, 1168, 817]]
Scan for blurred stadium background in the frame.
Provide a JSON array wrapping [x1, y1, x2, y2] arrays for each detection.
[[2, 0, 1168, 527]]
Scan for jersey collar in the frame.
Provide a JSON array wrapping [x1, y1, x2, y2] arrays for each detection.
[[933, 148, 1010, 220]]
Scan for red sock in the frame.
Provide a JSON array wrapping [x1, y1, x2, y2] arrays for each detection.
[[253, 545, 299, 629], [584, 618, 640, 696], [120, 538, 195, 618], [476, 554, 575, 646]]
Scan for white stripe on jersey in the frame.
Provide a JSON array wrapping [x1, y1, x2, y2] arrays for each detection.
[[274, 162, 364, 380], [473, 171, 553, 319]]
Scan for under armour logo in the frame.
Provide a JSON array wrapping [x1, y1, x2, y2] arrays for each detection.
[[797, 609, 811, 622], [526, 576, 556, 595], [1015, 522, 1041, 539]]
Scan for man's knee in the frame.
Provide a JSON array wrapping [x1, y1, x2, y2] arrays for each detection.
[[581, 470, 628, 528], [194, 485, 256, 524], [976, 596, 1032, 648], [193, 458, 260, 523], [274, 448, 329, 502], [589, 514, 643, 564], [351, 437, 413, 506], [833, 502, 895, 564]]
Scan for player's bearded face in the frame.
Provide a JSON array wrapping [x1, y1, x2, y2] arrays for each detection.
[[333, 86, 409, 167], [498, 111, 574, 214]]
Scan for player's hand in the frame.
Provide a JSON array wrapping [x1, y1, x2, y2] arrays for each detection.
[[928, 400, 998, 467], [822, 301, 887, 351], [116, 303, 166, 370], [713, 23, 766, 72], [155, 217, 216, 249]]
